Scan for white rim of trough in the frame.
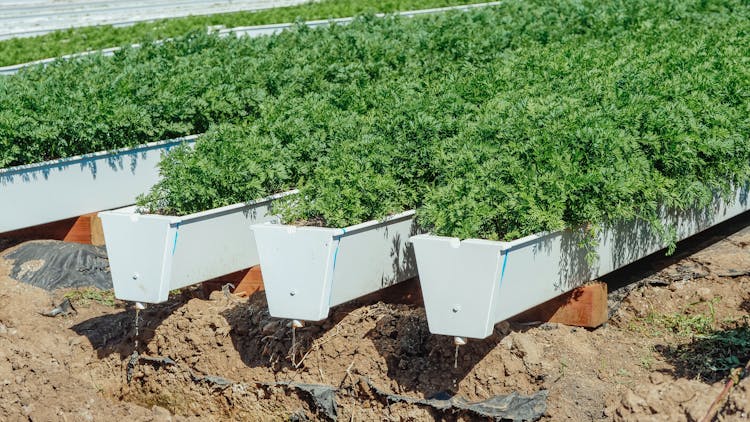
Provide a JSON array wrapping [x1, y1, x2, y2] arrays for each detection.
[[0, 135, 199, 234], [100, 189, 298, 304], [0, 1, 504, 75], [0, 134, 198, 175], [411, 184, 750, 340], [252, 209, 420, 322]]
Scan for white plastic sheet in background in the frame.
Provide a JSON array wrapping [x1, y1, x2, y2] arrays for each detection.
[[0, 2, 504, 75], [0, 0, 309, 40]]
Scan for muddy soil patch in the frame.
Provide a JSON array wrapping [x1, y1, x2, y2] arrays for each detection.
[[0, 225, 749, 420]]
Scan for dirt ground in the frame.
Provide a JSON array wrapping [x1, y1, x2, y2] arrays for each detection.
[[1, 219, 749, 421]]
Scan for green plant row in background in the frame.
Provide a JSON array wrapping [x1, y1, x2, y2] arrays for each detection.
[[0, 1, 491, 169], [138, 0, 750, 242], [0, 0, 483, 67]]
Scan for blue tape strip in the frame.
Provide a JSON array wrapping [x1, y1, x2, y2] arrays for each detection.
[[171, 223, 181, 256], [331, 228, 346, 270], [328, 228, 347, 306], [498, 250, 509, 289]]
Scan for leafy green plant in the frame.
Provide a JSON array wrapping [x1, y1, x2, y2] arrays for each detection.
[[655, 312, 715, 337], [0, 2, 486, 168], [63, 288, 117, 307], [137, 124, 297, 214], [145, 0, 750, 244], [415, 0, 750, 240], [641, 298, 719, 337], [0, 0, 484, 67]]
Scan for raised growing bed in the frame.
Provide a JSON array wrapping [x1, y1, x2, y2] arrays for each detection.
[[0, 2, 502, 75], [222, 2, 502, 37], [0, 136, 197, 234], [252, 210, 420, 321], [411, 186, 750, 340], [99, 190, 296, 303]]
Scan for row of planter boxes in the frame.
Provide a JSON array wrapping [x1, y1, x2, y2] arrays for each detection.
[[2, 1, 746, 342], [1, 133, 748, 340], [99, 184, 750, 340]]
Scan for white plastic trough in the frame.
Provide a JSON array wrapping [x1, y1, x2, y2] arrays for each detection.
[[412, 186, 750, 340], [100, 190, 296, 304], [252, 210, 420, 321], [0, 136, 197, 234]]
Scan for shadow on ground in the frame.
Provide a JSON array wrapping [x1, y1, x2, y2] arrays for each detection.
[[654, 319, 750, 383], [69, 289, 199, 360], [219, 278, 501, 397]]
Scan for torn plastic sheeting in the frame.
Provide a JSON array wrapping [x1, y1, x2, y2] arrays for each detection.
[[1, 240, 112, 291], [40, 297, 77, 317], [140, 355, 177, 367], [166, 366, 543, 421], [364, 378, 548, 421], [277, 382, 337, 421]]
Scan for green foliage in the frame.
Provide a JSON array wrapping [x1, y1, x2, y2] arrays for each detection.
[[6, 0, 750, 242], [0, 0, 480, 67], [138, 124, 296, 215], [417, 0, 750, 240], [638, 300, 750, 381], [649, 310, 716, 338]]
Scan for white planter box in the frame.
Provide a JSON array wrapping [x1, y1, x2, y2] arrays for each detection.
[[0, 136, 197, 234], [100, 191, 296, 304], [252, 210, 420, 321], [412, 186, 750, 339]]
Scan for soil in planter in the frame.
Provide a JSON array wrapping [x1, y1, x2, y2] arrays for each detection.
[[0, 225, 749, 420]]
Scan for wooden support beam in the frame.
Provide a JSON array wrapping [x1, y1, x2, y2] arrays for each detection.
[[0, 213, 104, 245], [511, 282, 608, 328], [355, 277, 423, 307], [232, 266, 264, 296], [202, 266, 265, 297], [89, 214, 106, 246]]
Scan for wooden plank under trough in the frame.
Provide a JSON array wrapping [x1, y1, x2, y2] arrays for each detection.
[[512, 282, 608, 328], [202, 266, 265, 297], [201, 269, 607, 329], [0, 213, 104, 245]]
